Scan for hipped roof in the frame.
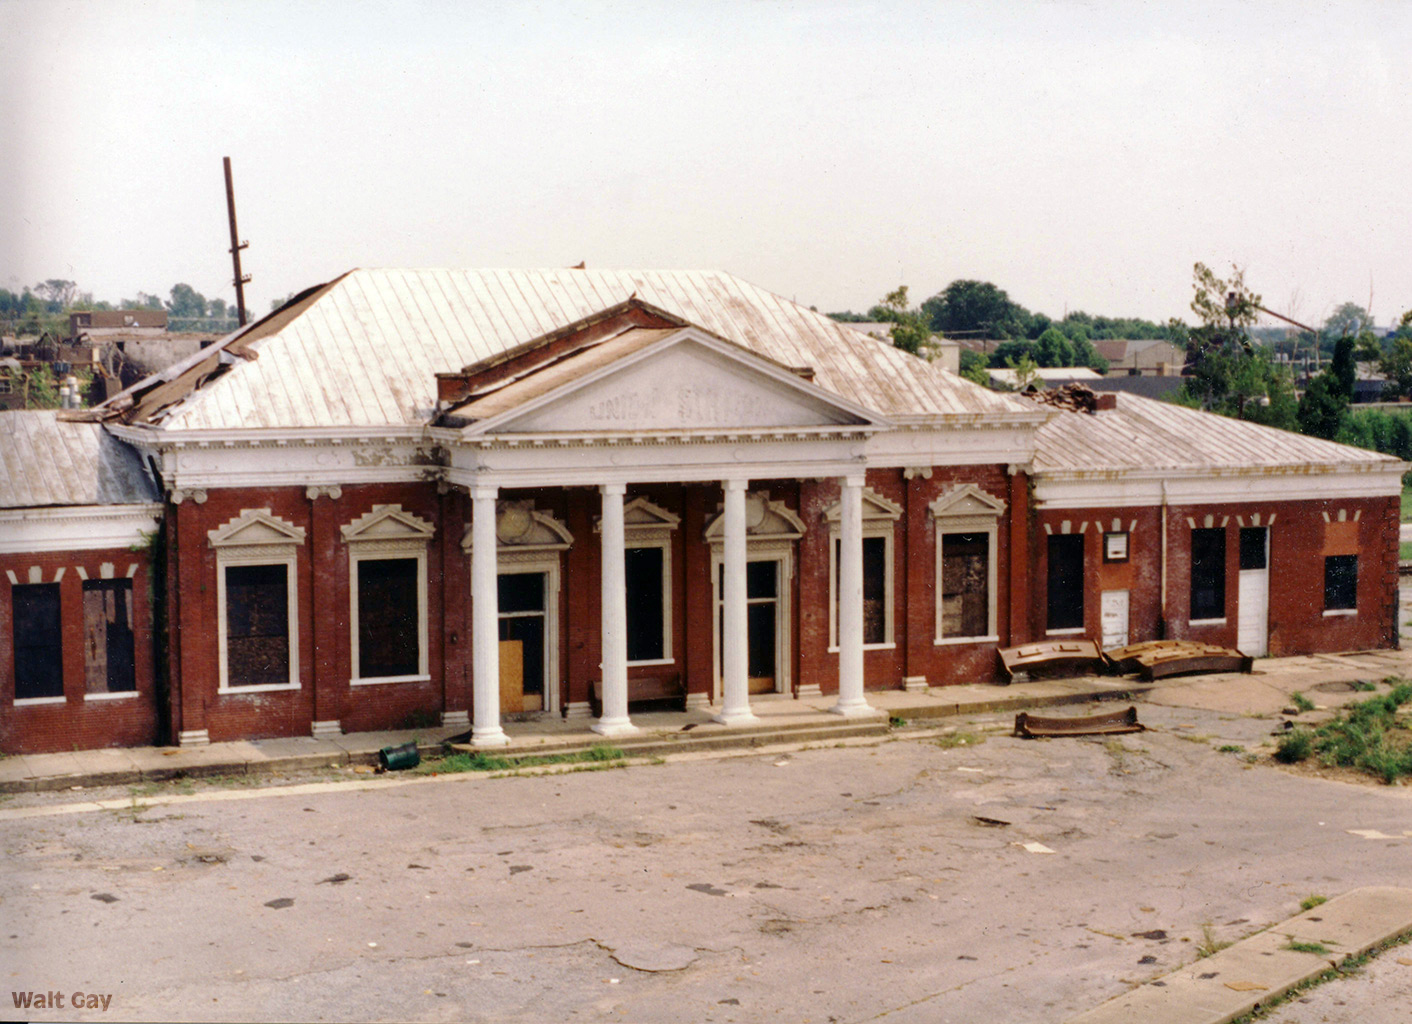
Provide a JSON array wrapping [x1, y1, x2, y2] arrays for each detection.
[[0, 410, 159, 508]]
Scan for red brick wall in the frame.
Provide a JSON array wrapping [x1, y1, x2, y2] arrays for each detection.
[[0, 547, 159, 755]]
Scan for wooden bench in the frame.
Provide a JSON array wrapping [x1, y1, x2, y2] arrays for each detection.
[[590, 673, 687, 716]]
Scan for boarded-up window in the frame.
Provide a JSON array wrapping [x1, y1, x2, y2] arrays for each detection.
[[625, 546, 665, 662], [83, 579, 135, 694], [357, 557, 419, 678], [13, 583, 63, 700], [1190, 528, 1226, 621], [1324, 555, 1357, 611], [225, 564, 289, 687], [1047, 534, 1085, 631], [942, 532, 989, 638]]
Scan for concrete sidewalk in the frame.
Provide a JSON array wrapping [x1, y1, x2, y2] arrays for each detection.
[[4, 644, 1410, 795], [0, 674, 1149, 793], [1067, 887, 1412, 1024]]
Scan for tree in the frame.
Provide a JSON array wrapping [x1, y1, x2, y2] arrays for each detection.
[[1298, 334, 1356, 439], [165, 283, 209, 319], [1176, 262, 1285, 420], [34, 279, 77, 310], [867, 285, 934, 357], [1033, 327, 1075, 368], [958, 348, 990, 386], [922, 280, 1030, 339], [1380, 337, 1412, 400], [1324, 302, 1372, 340]]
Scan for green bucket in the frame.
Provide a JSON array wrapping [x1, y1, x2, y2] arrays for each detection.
[[378, 741, 420, 771]]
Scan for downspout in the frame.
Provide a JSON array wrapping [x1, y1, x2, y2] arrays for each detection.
[[1159, 479, 1169, 639]]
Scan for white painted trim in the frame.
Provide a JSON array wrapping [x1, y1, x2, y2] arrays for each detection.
[[214, 546, 301, 693], [345, 507, 432, 686], [349, 673, 432, 687], [0, 504, 162, 555], [1322, 609, 1357, 618], [495, 551, 563, 714], [1045, 627, 1087, 637], [84, 690, 140, 701], [827, 529, 895, 649], [932, 489, 1002, 646], [709, 541, 794, 701], [14, 696, 67, 706], [1033, 464, 1407, 508], [1188, 618, 1228, 627], [934, 635, 999, 647]]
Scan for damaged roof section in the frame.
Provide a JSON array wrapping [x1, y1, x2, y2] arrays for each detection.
[[0, 411, 160, 508]]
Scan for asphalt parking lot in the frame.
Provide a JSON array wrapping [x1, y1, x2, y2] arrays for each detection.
[[3, 688, 1410, 1024]]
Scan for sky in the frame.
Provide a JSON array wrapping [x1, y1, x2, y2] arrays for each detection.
[[2, 0, 1409, 329]]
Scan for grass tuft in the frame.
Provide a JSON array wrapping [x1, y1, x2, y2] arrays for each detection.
[[1289, 691, 1315, 713], [1274, 729, 1314, 763], [414, 744, 626, 775], [1299, 894, 1328, 912], [1284, 939, 1331, 956]]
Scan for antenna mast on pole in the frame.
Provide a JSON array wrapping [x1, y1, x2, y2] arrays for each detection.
[[223, 157, 251, 326]]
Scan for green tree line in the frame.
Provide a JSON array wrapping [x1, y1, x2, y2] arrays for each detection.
[[1, 279, 240, 337]]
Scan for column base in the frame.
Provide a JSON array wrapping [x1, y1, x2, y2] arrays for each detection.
[[564, 701, 594, 720], [440, 710, 470, 730], [684, 691, 711, 711], [902, 676, 930, 693], [591, 717, 641, 738], [795, 683, 823, 698], [470, 725, 511, 748], [712, 707, 759, 727], [177, 728, 210, 747], [827, 700, 884, 719], [311, 720, 342, 740]]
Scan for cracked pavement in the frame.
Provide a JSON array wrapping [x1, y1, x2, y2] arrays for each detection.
[[2, 696, 1411, 1023]]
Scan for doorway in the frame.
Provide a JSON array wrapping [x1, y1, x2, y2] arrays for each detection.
[[1238, 527, 1269, 657], [498, 571, 547, 712], [714, 556, 787, 696]]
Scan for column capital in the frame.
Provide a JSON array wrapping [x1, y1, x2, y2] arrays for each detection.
[[722, 478, 749, 493], [305, 485, 342, 501], [840, 472, 866, 488], [469, 483, 499, 501], [600, 482, 627, 497]]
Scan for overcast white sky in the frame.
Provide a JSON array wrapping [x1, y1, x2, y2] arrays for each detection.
[[2, 0, 1409, 327]]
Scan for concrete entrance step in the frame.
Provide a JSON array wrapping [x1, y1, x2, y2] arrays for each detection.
[[1066, 886, 1412, 1024]]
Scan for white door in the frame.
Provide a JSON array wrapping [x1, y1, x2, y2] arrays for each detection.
[[1100, 590, 1129, 649], [1238, 527, 1269, 657]]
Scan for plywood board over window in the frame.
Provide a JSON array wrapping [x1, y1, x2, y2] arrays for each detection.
[[931, 485, 1005, 644], [83, 578, 136, 696], [208, 508, 307, 693], [341, 504, 434, 686]]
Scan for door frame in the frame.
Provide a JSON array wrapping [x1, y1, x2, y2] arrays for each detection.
[[495, 553, 561, 713], [1237, 526, 1270, 658], [710, 541, 793, 701]]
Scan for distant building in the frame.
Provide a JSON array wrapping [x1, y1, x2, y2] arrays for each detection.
[[988, 366, 1104, 389], [68, 310, 168, 337], [1091, 338, 1185, 376]]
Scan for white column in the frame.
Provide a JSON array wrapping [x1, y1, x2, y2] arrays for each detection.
[[470, 484, 510, 747], [830, 473, 876, 717], [714, 479, 758, 726], [593, 483, 639, 737]]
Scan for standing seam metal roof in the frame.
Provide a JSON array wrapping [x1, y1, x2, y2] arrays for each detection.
[[141, 269, 1034, 431], [0, 411, 160, 508]]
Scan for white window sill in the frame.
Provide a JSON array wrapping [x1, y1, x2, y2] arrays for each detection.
[[935, 635, 999, 647], [85, 691, 139, 701], [1045, 627, 1086, 637], [219, 682, 301, 695], [14, 695, 66, 706], [350, 673, 432, 687], [1322, 608, 1357, 617], [827, 642, 897, 653], [627, 658, 675, 668], [1188, 618, 1227, 627]]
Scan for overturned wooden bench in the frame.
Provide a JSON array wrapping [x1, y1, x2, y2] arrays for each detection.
[[590, 673, 687, 716], [1014, 705, 1144, 738]]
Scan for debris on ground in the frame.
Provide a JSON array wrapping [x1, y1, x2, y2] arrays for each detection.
[[999, 639, 1104, 681], [1013, 706, 1144, 738], [1103, 640, 1252, 680]]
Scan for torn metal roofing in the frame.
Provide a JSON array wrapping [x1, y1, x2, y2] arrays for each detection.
[[105, 269, 1035, 432], [1032, 392, 1402, 475], [0, 411, 160, 508]]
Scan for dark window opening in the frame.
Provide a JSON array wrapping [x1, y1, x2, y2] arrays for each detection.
[[625, 546, 665, 662], [498, 572, 546, 704], [834, 536, 888, 644], [83, 579, 135, 694], [1046, 534, 1085, 631], [1190, 528, 1226, 621], [357, 558, 419, 678], [1239, 527, 1267, 571], [13, 583, 63, 700], [1324, 555, 1357, 611], [225, 564, 290, 687], [942, 532, 989, 637]]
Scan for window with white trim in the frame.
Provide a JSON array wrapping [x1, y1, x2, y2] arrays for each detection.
[[13, 582, 63, 701], [597, 497, 678, 666], [342, 505, 434, 685], [209, 508, 306, 693], [1324, 555, 1357, 612], [826, 487, 902, 649], [931, 485, 1005, 643]]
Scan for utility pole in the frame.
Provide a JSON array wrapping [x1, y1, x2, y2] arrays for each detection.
[[223, 157, 251, 326]]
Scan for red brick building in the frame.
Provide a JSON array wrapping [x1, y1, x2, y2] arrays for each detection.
[[0, 269, 1403, 754]]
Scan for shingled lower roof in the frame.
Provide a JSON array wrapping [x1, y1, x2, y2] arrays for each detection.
[[112, 268, 1034, 432], [1032, 392, 1402, 475]]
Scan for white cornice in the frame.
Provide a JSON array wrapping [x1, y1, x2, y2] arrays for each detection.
[[0, 504, 163, 554], [1033, 463, 1406, 508]]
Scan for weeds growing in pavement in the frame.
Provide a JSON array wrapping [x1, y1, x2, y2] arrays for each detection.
[[414, 744, 626, 775], [1290, 691, 1315, 713], [1300, 894, 1328, 911], [1196, 922, 1232, 958]]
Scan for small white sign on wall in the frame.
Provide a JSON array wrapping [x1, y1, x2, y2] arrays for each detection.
[[1101, 589, 1129, 649]]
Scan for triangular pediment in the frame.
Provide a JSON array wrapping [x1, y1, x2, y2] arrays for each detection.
[[341, 504, 435, 543], [929, 485, 1007, 519], [208, 508, 306, 548], [593, 496, 681, 535], [822, 487, 904, 523], [459, 328, 884, 436], [704, 493, 806, 541]]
